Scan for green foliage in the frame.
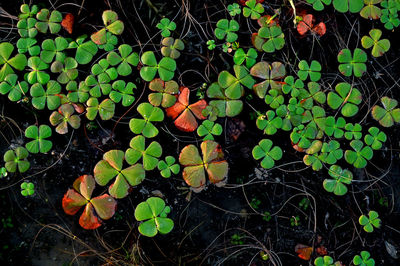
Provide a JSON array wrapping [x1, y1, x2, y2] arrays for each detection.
[[94, 150, 145, 199], [361, 29, 390, 57], [364, 127, 387, 149], [314, 256, 335, 266], [129, 103, 164, 138], [161, 38, 184, 59], [19, 4, 39, 19], [214, 19, 240, 43], [25, 125, 52, 153], [243, 0, 264, 20], [332, 0, 364, 13], [327, 82, 362, 117], [323, 165, 353, 196], [233, 48, 258, 69], [30, 80, 61, 110], [218, 65, 254, 100], [140, 51, 176, 82], [282, 76, 304, 97], [26, 56, 50, 84], [158, 156, 180, 178], [371, 96, 400, 127], [227, 3, 241, 16], [250, 61, 285, 98], [360, 0, 383, 19], [21, 182, 35, 196], [344, 122, 362, 140], [290, 124, 317, 149], [298, 60, 321, 82], [40, 37, 68, 64], [109, 80, 136, 107], [107, 44, 139, 76], [125, 135, 162, 171], [353, 251, 375, 266], [207, 40, 216, 50], [3, 147, 30, 173], [256, 110, 282, 135], [156, 18, 176, 37], [337, 48, 367, 78], [17, 18, 38, 38], [35, 9, 62, 34], [207, 82, 244, 117], [359, 210, 381, 232], [197, 120, 223, 140], [0, 74, 29, 102], [345, 140, 373, 168], [324, 116, 346, 138], [68, 35, 98, 65], [252, 139, 283, 169], [135, 197, 174, 237], [307, 0, 332, 11], [86, 98, 115, 120], [0, 42, 27, 81], [49, 104, 81, 134], [17, 38, 40, 56], [91, 10, 124, 44], [0, 167, 7, 178], [148, 79, 178, 108], [98, 32, 118, 51], [253, 25, 285, 53], [381, 0, 400, 30], [51, 57, 78, 84]]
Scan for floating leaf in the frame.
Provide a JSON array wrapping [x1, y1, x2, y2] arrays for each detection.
[[68, 35, 98, 65], [107, 44, 139, 76], [207, 82, 243, 117], [327, 82, 362, 117], [30, 80, 61, 110], [35, 9, 62, 34], [161, 37, 184, 59], [86, 98, 115, 121], [197, 120, 223, 140]]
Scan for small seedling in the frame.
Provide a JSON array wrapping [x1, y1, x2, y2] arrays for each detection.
[[353, 250, 375, 266], [290, 215, 300, 226], [230, 233, 244, 245], [156, 18, 176, 37], [314, 255, 335, 266], [20, 182, 35, 196], [252, 139, 283, 169], [359, 211, 381, 232], [158, 156, 180, 178]]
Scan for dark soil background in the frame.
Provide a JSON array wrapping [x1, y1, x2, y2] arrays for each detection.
[[1, 0, 400, 265]]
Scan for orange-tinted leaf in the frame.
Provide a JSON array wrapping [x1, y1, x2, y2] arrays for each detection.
[[174, 108, 198, 132], [62, 189, 87, 215], [91, 194, 117, 220], [206, 161, 228, 184], [295, 244, 313, 261], [61, 13, 74, 34], [165, 87, 189, 119], [78, 175, 95, 200], [79, 203, 102, 230], [316, 246, 328, 256], [182, 165, 206, 189], [188, 99, 207, 120], [297, 14, 313, 36], [312, 22, 326, 37]]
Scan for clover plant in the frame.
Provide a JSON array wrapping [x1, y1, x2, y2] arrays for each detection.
[[25, 125, 52, 153], [166, 87, 207, 132], [17, 18, 38, 38], [344, 123, 362, 140], [219, 65, 255, 99], [0, 74, 29, 101], [323, 165, 353, 196], [250, 61, 285, 98], [282, 76, 303, 97], [62, 175, 117, 229], [307, 0, 332, 11], [207, 82, 243, 117], [364, 127, 387, 149], [107, 44, 139, 76], [3, 147, 30, 173], [207, 40, 216, 50], [256, 110, 282, 135], [0, 167, 7, 178], [86, 98, 115, 120], [252, 25, 285, 53], [233, 48, 258, 69], [197, 120, 223, 140], [125, 135, 162, 171], [68, 35, 98, 65], [228, 3, 242, 16], [372, 96, 400, 127], [158, 156, 180, 178], [148, 78, 178, 108], [109, 80, 136, 107], [51, 57, 78, 84], [252, 139, 282, 169], [161, 37, 184, 59], [297, 60, 322, 82], [324, 116, 346, 138], [134, 197, 174, 237], [130, 102, 164, 138], [327, 82, 362, 117], [381, 0, 400, 29], [290, 124, 317, 149], [91, 10, 124, 44], [0, 42, 27, 81], [35, 9, 62, 34], [337, 48, 367, 77], [345, 140, 373, 168], [353, 251, 375, 266], [243, 0, 264, 20], [49, 104, 81, 134], [40, 37, 68, 64], [179, 140, 228, 190], [19, 4, 39, 19], [17, 38, 40, 56], [140, 51, 176, 82], [30, 80, 61, 110], [321, 140, 343, 164], [94, 150, 145, 199], [214, 19, 239, 43], [361, 29, 390, 57], [314, 255, 335, 266], [21, 182, 35, 196], [26, 56, 50, 84], [156, 18, 176, 37], [332, 0, 364, 13], [360, 0, 383, 19], [359, 210, 381, 232]]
